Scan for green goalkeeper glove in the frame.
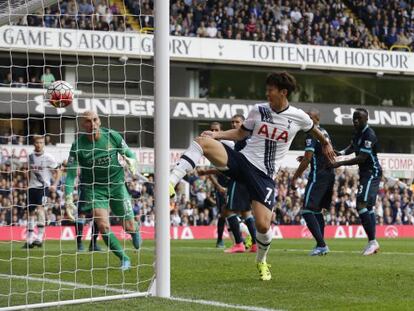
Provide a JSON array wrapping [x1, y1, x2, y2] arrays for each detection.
[[64, 195, 76, 222]]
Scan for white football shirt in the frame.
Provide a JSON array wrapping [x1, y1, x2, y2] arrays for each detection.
[[28, 152, 58, 188], [241, 103, 313, 177]]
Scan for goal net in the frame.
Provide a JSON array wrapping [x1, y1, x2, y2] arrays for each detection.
[[0, 0, 161, 308]]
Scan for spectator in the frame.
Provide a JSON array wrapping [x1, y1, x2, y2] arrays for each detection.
[[13, 77, 26, 88], [28, 76, 41, 88], [41, 68, 55, 88], [2, 72, 13, 86]]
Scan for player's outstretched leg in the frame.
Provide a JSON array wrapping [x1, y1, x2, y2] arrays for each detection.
[[170, 138, 228, 197], [225, 214, 245, 253], [302, 210, 329, 256]]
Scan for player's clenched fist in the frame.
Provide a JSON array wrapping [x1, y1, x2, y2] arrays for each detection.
[[200, 130, 216, 139]]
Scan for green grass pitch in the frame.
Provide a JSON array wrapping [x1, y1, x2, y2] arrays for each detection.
[[1, 238, 413, 310]]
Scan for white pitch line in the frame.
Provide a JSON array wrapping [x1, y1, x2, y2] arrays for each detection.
[[0, 274, 283, 311], [174, 246, 414, 256], [169, 297, 284, 311], [0, 274, 135, 294]]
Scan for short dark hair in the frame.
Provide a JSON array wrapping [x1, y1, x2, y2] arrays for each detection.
[[232, 114, 245, 121], [355, 108, 369, 117], [265, 71, 297, 97], [210, 121, 221, 129]]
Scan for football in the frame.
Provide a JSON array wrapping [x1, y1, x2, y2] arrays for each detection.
[[46, 80, 74, 108]]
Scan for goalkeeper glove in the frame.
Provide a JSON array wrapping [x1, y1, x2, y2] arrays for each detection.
[[123, 156, 138, 176], [65, 195, 76, 222]]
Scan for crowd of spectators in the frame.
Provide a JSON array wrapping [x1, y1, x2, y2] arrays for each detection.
[[347, 0, 414, 50], [1, 158, 413, 228], [9, 0, 412, 51], [170, 0, 385, 49], [17, 0, 134, 32], [171, 168, 414, 227]]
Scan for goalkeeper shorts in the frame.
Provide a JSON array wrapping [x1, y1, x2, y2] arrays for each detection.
[[78, 183, 134, 220]]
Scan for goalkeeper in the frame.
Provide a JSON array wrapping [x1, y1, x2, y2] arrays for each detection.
[[65, 111, 141, 271]]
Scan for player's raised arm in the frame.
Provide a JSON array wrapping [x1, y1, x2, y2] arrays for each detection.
[[336, 143, 354, 156], [291, 149, 313, 190], [201, 126, 250, 142], [331, 150, 369, 168]]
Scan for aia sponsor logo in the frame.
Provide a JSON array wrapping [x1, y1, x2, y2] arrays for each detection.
[[257, 123, 288, 142], [301, 227, 312, 239], [384, 226, 399, 238]]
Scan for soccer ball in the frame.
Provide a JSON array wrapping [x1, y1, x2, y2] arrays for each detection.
[[47, 80, 74, 108]]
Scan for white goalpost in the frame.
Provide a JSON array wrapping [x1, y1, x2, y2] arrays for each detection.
[[0, 0, 170, 309]]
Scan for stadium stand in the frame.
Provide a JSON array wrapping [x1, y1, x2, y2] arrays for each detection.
[[8, 0, 411, 50], [346, 0, 414, 50]]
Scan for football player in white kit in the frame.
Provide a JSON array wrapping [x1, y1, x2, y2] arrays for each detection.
[[169, 72, 336, 280], [24, 135, 61, 248]]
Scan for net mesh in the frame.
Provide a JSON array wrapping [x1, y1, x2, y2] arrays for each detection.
[[0, 0, 155, 308]]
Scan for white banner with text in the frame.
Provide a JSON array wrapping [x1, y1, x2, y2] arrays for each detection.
[[0, 26, 413, 75]]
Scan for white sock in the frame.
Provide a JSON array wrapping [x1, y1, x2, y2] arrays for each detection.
[[170, 141, 203, 186], [37, 225, 45, 242], [239, 221, 249, 236], [27, 219, 35, 243], [256, 228, 273, 263]]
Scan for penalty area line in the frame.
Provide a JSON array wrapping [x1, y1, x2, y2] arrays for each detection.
[[169, 296, 284, 311], [0, 273, 136, 294]]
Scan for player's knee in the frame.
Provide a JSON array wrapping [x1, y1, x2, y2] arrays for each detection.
[[124, 221, 134, 232], [97, 223, 110, 234], [255, 221, 270, 234]]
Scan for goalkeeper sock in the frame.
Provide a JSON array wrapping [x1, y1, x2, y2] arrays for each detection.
[[102, 231, 129, 261], [75, 220, 84, 246], [170, 141, 203, 186], [226, 214, 242, 244], [129, 222, 142, 249], [244, 216, 257, 244], [256, 228, 273, 263], [90, 221, 99, 249]]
